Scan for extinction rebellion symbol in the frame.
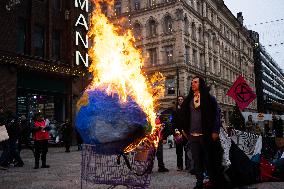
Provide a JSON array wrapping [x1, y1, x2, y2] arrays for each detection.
[[234, 83, 255, 103]]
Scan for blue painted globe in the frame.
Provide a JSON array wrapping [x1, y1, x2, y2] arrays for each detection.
[[75, 90, 150, 154]]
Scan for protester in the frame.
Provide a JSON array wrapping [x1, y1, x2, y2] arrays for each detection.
[[59, 119, 73, 152], [32, 113, 50, 169], [181, 76, 231, 189], [172, 96, 189, 171], [246, 115, 255, 133], [18, 115, 34, 154], [5, 111, 24, 167]]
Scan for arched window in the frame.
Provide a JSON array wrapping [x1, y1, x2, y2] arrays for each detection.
[[148, 0, 154, 7], [184, 17, 189, 35], [198, 27, 202, 42], [196, 0, 201, 14], [164, 15, 173, 34], [148, 19, 157, 37], [114, 0, 121, 15], [133, 0, 140, 10], [212, 35, 216, 49], [133, 23, 142, 39], [192, 22, 196, 39]]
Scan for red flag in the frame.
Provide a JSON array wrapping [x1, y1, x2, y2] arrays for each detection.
[[226, 75, 256, 110]]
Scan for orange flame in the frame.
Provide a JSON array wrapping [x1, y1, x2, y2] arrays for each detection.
[[87, 0, 165, 152]]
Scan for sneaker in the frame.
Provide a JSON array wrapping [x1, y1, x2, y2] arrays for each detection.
[[158, 167, 169, 172], [34, 165, 39, 169], [41, 165, 50, 168]]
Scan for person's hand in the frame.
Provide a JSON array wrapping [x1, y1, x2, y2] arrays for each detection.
[[212, 132, 219, 141], [162, 140, 167, 144]]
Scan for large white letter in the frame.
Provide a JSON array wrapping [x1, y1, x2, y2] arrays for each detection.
[[76, 51, 89, 67], [75, 0, 88, 12], [76, 31, 88, 49], [75, 14, 88, 30]]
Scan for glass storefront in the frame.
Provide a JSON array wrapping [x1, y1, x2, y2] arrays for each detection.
[[17, 92, 65, 122], [17, 73, 69, 123]]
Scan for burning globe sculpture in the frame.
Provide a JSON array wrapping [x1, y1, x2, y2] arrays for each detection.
[[75, 0, 165, 155], [75, 90, 150, 154]]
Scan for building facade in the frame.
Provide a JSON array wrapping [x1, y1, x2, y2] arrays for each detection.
[[250, 31, 284, 114], [112, 0, 257, 120], [0, 0, 89, 123]]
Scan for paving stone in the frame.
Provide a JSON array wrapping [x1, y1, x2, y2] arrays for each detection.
[[0, 145, 283, 189]]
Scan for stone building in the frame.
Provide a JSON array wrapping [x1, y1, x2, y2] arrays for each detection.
[[250, 31, 284, 114], [111, 0, 257, 120], [0, 0, 89, 123]]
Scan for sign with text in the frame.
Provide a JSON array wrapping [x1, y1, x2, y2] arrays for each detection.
[[74, 0, 89, 67]]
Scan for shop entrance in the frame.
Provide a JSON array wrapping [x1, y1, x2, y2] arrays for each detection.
[[17, 91, 65, 122], [17, 72, 69, 123]]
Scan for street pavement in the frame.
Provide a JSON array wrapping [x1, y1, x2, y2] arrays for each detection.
[[0, 145, 283, 189]]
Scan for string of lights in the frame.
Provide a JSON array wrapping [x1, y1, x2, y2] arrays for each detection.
[[265, 42, 284, 47], [0, 54, 87, 77], [246, 18, 284, 27]]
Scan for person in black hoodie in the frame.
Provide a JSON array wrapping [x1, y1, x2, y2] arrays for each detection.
[[18, 115, 34, 154], [172, 96, 188, 171], [4, 110, 24, 167], [181, 76, 230, 189], [60, 119, 73, 152]]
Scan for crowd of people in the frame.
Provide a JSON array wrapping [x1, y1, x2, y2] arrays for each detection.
[[156, 76, 284, 189], [1, 76, 283, 189], [0, 108, 83, 170]]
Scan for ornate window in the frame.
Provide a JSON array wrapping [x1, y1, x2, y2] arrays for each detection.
[[148, 19, 157, 37], [148, 0, 154, 7], [164, 15, 173, 34], [164, 45, 174, 64], [133, 0, 140, 10], [184, 17, 189, 35], [185, 46, 190, 64], [196, 0, 201, 14], [34, 25, 45, 58], [192, 22, 196, 39], [52, 30, 60, 60], [114, 0, 122, 15], [133, 23, 142, 39], [165, 78, 175, 95], [148, 48, 157, 65]]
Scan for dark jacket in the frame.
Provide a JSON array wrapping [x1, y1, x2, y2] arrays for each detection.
[[60, 122, 73, 142], [181, 92, 221, 141], [172, 107, 184, 131], [5, 111, 21, 140]]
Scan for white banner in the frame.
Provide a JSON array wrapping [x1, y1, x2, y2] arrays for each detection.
[[242, 112, 284, 122], [230, 130, 260, 159], [0, 125, 9, 142]]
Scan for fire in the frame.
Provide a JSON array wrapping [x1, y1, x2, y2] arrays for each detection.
[[87, 0, 165, 152]]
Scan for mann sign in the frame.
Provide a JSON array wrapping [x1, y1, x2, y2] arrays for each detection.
[[75, 0, 89, 67]]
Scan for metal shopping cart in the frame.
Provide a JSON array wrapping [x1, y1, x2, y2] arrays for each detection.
[[80, 143, 155, 189]]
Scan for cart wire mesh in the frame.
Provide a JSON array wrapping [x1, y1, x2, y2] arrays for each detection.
[[81, 144, 155, 189]]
